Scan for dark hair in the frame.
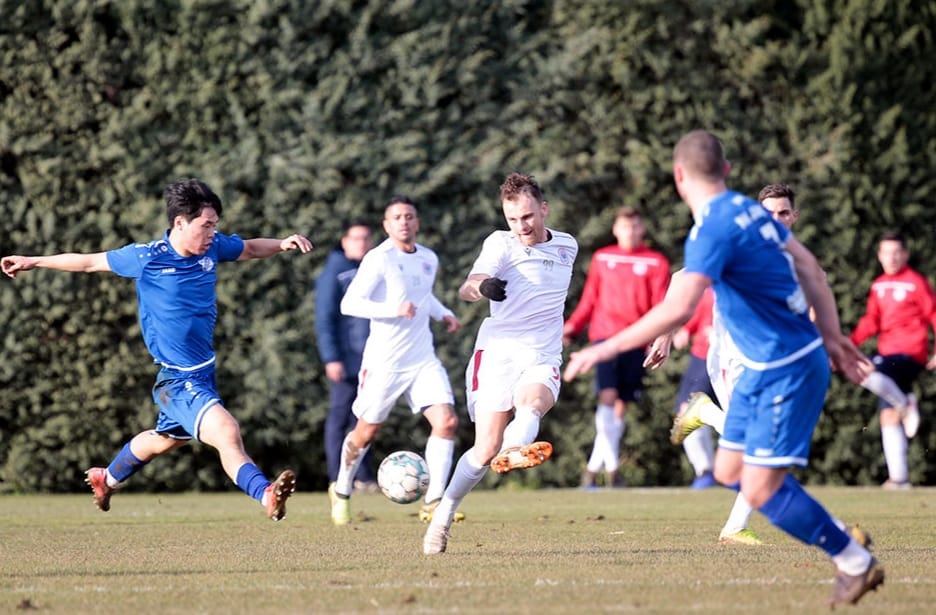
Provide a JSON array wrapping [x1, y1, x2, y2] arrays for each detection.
[[673, 130, 725, 179], [343, 219, 371, 236], [757, 183, 796, 209], [616, 206, 642, 220], [164, 179, 222, 226], [500, 172, 544, 202], [385, 194, 416, 210], [880, 230, 906, 248]]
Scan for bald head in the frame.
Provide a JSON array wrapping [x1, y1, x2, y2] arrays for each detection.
[[673, 130, 726, 180]]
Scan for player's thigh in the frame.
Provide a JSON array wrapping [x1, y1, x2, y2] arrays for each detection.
[[608, 348, 645, 402], [874, 354, 923, 410], [737, 350, 829, 467], [513, 365, 560, 414], [465, 348, 522, 418], [152, 370, 221, 442], [406, 359, 455, 413], [352, 367, 411, 424]]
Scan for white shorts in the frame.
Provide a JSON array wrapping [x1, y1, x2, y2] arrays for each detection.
[[707, 328, 744, 408], [352, 358, 454, 424], [464, 339, 561, 421]]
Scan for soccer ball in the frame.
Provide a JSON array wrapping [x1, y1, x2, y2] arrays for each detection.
[[377, 451, 430, 504]]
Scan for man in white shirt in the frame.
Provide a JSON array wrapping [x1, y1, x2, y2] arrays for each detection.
[[329, 195, 461, 526], [423, 172, 578, 555]]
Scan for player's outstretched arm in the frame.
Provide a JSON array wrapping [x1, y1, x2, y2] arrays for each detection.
[[564, 272, 706, 382], [2, 252, 110, 278], [459, 273, 490, 302], [238, 234, 313, 261]]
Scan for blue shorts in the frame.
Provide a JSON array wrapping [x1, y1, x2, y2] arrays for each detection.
[[675, 354, 717, 411], [594, 345, 645, 402], [721, 346, 830, 468], [872, 354, 924, 410], [151, 366, 222, 441]]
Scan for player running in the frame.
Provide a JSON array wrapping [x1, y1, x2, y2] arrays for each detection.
[[565, 131, 883, 608], [330, 195, 462, 526]]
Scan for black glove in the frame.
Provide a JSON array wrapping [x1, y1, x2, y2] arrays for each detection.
[[479, 277, 507, 301]]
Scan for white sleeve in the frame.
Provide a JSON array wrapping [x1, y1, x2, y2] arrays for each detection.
[[340, 252, 398, 319], [428, 294, 454, 321], [469, 232, 506, 277]]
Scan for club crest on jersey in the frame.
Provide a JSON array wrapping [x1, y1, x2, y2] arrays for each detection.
[[198, 257, 215, 272], [423, 262, 432, 276], [557, 247, 573, 265]]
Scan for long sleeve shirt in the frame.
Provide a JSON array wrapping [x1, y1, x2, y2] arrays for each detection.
[[850, 265, 936, 365], [564, 244, 670, 342]]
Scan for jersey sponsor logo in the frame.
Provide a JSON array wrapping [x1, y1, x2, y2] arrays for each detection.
[[599, 254, 659, 273], [160, 268, 177, 274], [873, 281, 915, 301]]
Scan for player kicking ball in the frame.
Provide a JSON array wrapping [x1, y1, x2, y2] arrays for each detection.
[[423, 172, 577, 555], [2, 179, 310, 521]]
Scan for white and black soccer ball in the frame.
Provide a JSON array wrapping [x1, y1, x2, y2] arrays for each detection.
[[377, 450, 430, 504]]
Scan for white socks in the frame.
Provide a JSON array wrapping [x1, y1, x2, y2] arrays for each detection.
[[502, 406, 542, 450], [698, 398, 726, 435], [335, 433, 369, 497], [586, 404, 624, 473], [881, 424, 908, 483], [423, 435, 455, 503], [721, 493, 755, 536], [682, 427, 714, 476], [430, 449, 487, 528]]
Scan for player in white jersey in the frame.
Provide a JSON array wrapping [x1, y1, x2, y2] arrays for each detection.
[[424, 172, 577, 555], [328, 195, 462, 526]]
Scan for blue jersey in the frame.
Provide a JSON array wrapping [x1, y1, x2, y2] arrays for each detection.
[[106, 231, 244, 371], [684, 190, 821, 369]]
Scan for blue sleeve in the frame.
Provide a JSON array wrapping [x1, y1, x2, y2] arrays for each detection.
[[684, 222, 731, 284], [215, 232, 244, 262], [314, 260, 342, 363], [106, 243, 146, 279]]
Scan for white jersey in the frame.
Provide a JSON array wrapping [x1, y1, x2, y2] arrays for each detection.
[[470, 228, 578, 357], [340, 239, 454, 372]]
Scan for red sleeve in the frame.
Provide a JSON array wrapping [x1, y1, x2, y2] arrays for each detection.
[[850, 287, 881, 346], [920, 277, 936, 346], [564, 253, 601, 337]]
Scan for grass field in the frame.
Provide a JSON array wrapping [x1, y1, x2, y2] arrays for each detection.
[[1, 486, 934, 614]]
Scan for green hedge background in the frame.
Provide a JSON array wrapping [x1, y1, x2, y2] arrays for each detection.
[[2, 0, 935, 493]]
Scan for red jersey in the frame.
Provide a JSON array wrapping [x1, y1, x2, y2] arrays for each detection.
[[564, 244, 670, 342], [850, 265, 936, 365], [681, 286, 714, 359]]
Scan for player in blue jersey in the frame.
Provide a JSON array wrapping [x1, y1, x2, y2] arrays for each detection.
[[1, 179, 312, 521], [563, 131, 884, 607]]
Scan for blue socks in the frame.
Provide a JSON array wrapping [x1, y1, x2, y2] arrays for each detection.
[[107, 443, 149, 482], [758, 474, 850, 556], [235, 463, 270, 502]]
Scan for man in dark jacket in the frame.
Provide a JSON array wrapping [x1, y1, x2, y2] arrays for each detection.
[[315, 220, 377, 490]]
